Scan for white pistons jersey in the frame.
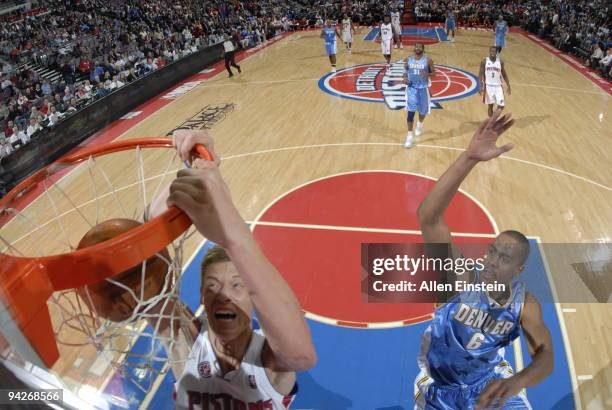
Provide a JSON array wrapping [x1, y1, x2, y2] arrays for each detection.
[[485, 57, 502, 86], [391, 12, 400, 26], [175, 329, 295, 410], [342, 18, 351, 33], [342, 18, 352, 42], [381, 23, 393, 40]]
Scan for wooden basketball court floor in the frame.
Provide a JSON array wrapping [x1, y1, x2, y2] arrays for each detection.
[[1, 27, 610, 409]]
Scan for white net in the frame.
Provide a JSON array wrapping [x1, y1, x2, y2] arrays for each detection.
[[0, 141, 200, 406]]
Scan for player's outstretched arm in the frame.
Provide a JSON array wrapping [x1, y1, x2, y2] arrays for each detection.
[[417, 111, 515, 244], [475, 293, 553, 410], [167, 133, 317, 372]]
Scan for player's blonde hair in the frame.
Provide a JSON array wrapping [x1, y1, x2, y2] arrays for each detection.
[[200, 245, 231, 282]]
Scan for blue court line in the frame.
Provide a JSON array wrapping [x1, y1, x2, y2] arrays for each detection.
[[364, 28, 379, 41], [436, 27, 449, 42]]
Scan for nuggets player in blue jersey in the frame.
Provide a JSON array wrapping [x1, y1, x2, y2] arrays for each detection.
[[415, 112, 554, 409], [445, 10, 456, 43], [403, 42, 435, 148], [320, 19, 342, 73], [495, 15, 508, 53]]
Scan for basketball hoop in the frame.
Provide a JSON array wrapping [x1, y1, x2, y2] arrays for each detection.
[[0, 138, 211, 399]]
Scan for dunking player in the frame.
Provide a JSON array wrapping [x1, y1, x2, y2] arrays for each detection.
[[341, 14, 354, 53], [445, 9, 456, 43], [479, 46, 511, 117], [381, 15, 394, 66], [495, 15, 509, 53], [414, 112, 554, 409], [321, 19, 342, 72], [391, 8, 403, 49], [403, 43, 435, 148], [166, 130, 317, 409]]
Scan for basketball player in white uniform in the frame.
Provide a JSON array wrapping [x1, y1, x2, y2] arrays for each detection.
[[479, 46, 511, 117], [391, 9, 403, 49], [159, 130, 317, 410], [341, 14, 354, 53], [381, 15, 394, 66]]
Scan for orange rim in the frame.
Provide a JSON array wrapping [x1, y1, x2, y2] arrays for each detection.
[[0, 137, 211, 367]]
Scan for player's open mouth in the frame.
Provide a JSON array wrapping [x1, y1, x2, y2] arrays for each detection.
[[214, 310, 237, 321]]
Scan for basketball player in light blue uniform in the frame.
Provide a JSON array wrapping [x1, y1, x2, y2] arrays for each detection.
[[403, 42, 435, 148], [445, 10, 456, 42], [414, 112, 554, 409], [320, 19, 341, 72], [495, 15, 508, 53]]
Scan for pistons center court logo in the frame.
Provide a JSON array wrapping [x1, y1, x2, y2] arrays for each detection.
[[318, 61, 479, 110]]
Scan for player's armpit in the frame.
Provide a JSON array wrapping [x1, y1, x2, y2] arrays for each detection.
[[261, 340, 298, 395]]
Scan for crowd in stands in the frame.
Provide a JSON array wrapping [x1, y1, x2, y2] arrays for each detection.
[[415, 0, 611, 79], [0, 0, 321, 159], [1, 0, 611, 160]]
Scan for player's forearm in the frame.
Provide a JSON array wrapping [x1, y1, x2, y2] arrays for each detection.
[[514, 344, 554, 388], [226, 234, 316, 370], [417, 152, 478, 225]]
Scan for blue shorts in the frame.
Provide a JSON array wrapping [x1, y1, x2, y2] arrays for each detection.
[[446, 21, 456, 30], [496, 36, 506, 48], [414, 363, 532, 410], [325, 41, 337, 56], [406, 86, 430, 115]]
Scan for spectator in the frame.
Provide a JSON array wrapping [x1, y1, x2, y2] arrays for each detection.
[[66, 98, 79, 114], [588, 43, 604, 67], [94, 82, 109, 99], [46, 105, 60, 125], [41, 79, 52, 96], [0, 137, 13, 159], [601, 48, 612, 66], [26, 118, 41, 138], [3, 121, 14, 138], [110, 75, 124, 89], [11, 125, 27, 148], [53, 93, 67, 113], [0, 102, 8, 121]]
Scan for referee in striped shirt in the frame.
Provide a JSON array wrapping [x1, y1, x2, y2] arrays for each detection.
[[223, 34, 242, 77]]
